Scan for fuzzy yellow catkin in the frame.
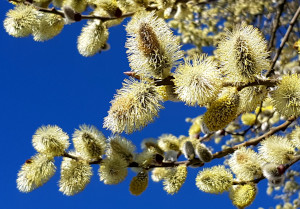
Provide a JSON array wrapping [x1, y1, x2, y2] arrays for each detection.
[[228, 147, 263, 181], [129, 171, 149, 195], [294, 39, 300, 53], [259, 135, 296, 164], [217, 24, 270, 82], [290, 126, 300, 149], [203, 87, 239, 132], [126, 11, 182, 79], [163, 164, 187, 195], [173, 54, 222, 106], [156, 85, 179, 102], [238, 85, 267, 114], [157, 134, 180, 152], [72, 125, 106, 160], [229, 184, 257, 208], [141, 138, 164, 155], [134, 149, 155, 169], [196, 165, 233, 194], [103, 79, 163, 134], [59, 155, 92, 196], [32, 13, 64, 42], [107, 135, 136, 162], [151, 167, 169, 182], [4, 4, 38, 38], [271, 74, 300, 117], [32, 125, 70, 157], [99, 156, 128, 185], [241, 112, 256, 126], [17, 154, 56, 193], [188, 118, 202, 137], [77, 20, 109, 57]]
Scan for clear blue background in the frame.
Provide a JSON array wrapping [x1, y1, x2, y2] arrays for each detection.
[[0, 2, 287, 209]]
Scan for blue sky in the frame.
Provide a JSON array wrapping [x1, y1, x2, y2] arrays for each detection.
[[0, 2, 289, 209]]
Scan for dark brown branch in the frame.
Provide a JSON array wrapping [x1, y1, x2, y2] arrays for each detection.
[[213, 116, 296, 159], [268, 0, 287, 51], [223, 78, 279, 91], [9, 0, 134, 22], [62, 152, 102, 164], [266, 6, 300, 77], [124, 71, 175, 86]]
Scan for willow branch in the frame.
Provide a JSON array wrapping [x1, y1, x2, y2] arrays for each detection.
[[225, 102, 263, 136], [124, 71, 175, 86], [62, 152, 102, 164], [233, 155, 300, 185], [223, 78, 279, 91], [266, 6, 300, 77], [9, 0, 134, 22], [213, 116, 296, 159], [268, 0, 287, 51]]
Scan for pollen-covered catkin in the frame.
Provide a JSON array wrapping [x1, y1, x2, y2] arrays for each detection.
[[196, 165, 233, 194], [151, 167, 169, 182], [238, 85, 267, 114], [158, 134, 180, 152], [99, 156, 128, 185], [228, 147, 263, 181], [290, 126, 300, 149], [77, 20, 109, 57], [203, 87, 239, 132], [72, 125, 106, 160], [241, 112, 256, 126], [17, 154, 56, 193], [129, 171, 148, 195], [259, 135, 296, 164], [271, 74, 300, 117], [126, 11, 182, 79], [229, 184, 257, 208], [32, 125, 70, 157], [4, 4, 38, 38], [33, 13, 64, 42], [173, 54, 222, 106], [107, 136, 136, 162], [59, 156, 93, 196], [163, 164, 187, 195], [217, 24, 270, 82], [103, 79, 163, 134]]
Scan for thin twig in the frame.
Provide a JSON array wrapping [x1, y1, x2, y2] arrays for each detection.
[[223, 78, 279, 91], [225, 102, 263, 136], [213, 116, 296, 159], [268, 0, 287, 51], [266, 6, 300, 77], [9, 0, 134, 22]]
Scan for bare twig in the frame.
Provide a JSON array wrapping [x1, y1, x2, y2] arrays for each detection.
[[268, 0, 287, 51], [266, 6, 300, 77], [225, 102, 263, 136], [9, 0, 134, 22], [223, 78, 279, 91], [213, 116, 296, 159]]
